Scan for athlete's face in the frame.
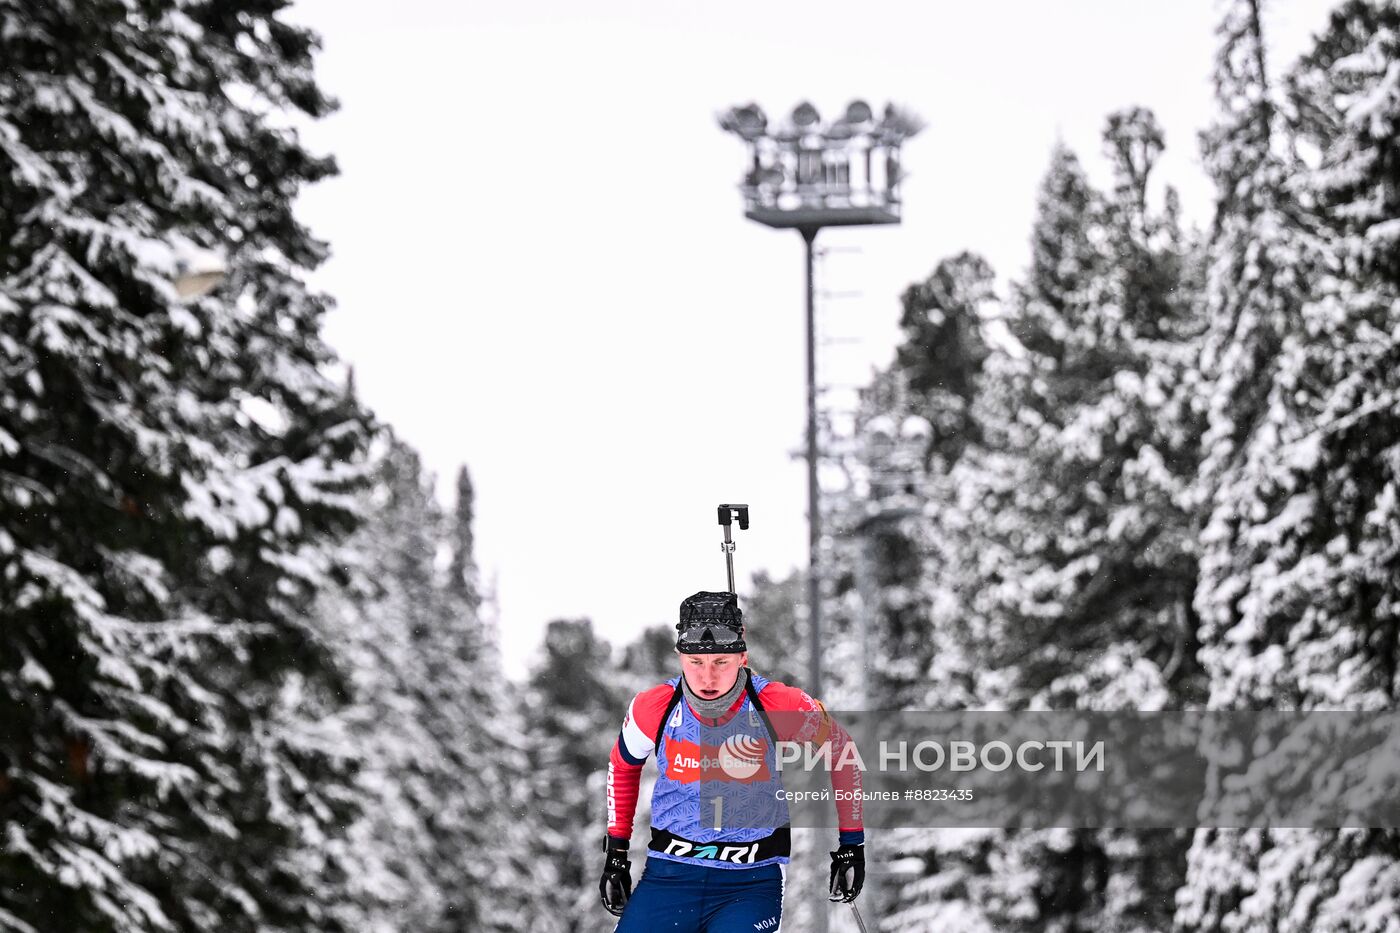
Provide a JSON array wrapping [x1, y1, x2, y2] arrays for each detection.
[[678, 651, 748, 699]]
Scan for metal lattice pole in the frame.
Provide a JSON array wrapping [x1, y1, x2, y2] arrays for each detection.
[[803, 225, 822, 704]]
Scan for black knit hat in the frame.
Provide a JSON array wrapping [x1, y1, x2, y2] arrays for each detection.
[[675, 591, 747, 654]]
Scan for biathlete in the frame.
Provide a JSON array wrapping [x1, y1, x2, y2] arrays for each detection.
[[599, 590, 865, 931]]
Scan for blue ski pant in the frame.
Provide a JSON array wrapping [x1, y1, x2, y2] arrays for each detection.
[[614, 856, 785, 933]]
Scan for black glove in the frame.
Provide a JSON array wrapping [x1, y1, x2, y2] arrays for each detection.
[[829, 843, 865, 903], [599, 835, 632, 917]]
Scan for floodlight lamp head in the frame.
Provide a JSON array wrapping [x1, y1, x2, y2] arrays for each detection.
[[791, 101, 820, 129], [877, 104, 926, 141], [844, 100, 873, 125], [757, 166, 785, 187], [720, 103, 768, 141]]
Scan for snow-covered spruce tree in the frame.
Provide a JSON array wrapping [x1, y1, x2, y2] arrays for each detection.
[[0, 2, 377, 931], [979, 115, 1203, 712], [523, 619, 628, 933], [893, 253, 996, 471], [618, 623, 676, 689], [447, 465, 482, 613], [1177, 2, 1400, 930], [315, 444, 533, 933], [437, 463, 535, 933], [964, 111, 1202, 933], [1272, 0, 1400, 710], [1175, 1, 1331, 928], [740, 570, 807, 690], [310, 437, 441, 933], [1188, 0, 1324, 712]]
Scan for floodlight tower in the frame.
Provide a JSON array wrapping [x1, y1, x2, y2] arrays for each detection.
[[720, 100, 921, 701]]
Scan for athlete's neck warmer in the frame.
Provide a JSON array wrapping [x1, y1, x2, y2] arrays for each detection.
[[682, 666, 749, 718]]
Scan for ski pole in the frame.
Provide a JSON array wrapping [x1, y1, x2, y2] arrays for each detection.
[[716, 504, 750, 594], [849, 902, 869, 933]]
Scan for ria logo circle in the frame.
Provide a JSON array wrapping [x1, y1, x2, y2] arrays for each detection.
[[719, 734, 765, 780]]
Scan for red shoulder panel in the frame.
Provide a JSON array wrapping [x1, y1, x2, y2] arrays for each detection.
[[757, 680, 820, 713], [627, 682, 678, 740]]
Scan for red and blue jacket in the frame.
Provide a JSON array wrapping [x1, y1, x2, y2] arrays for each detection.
[[606, 669, 864, 870]]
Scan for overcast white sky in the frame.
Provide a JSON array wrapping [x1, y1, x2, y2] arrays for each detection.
[[287, 0, 1337, 677]]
